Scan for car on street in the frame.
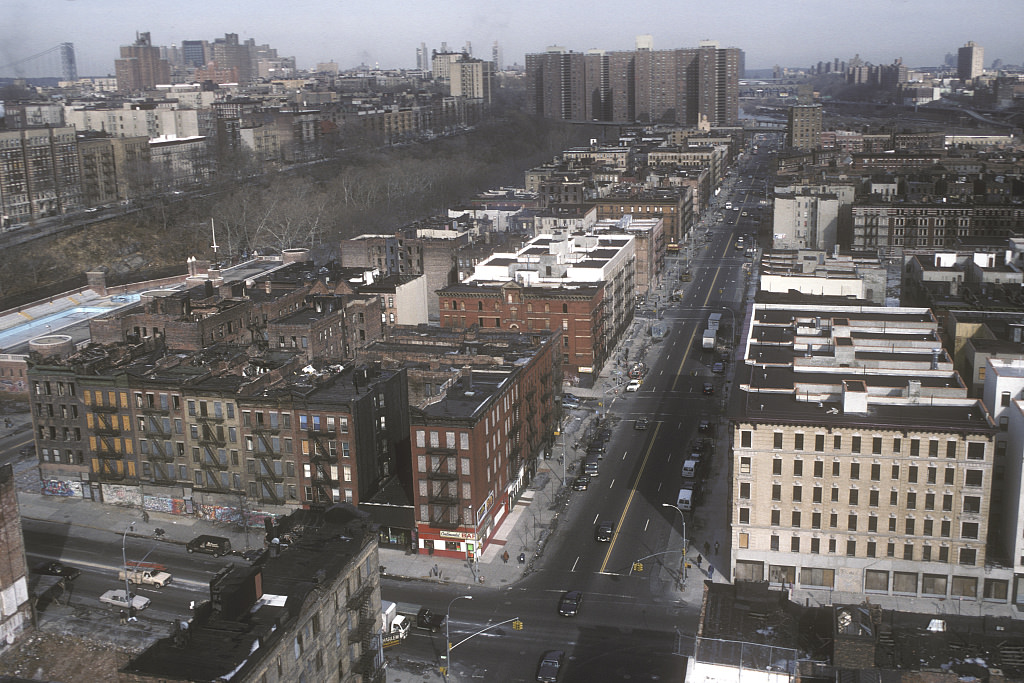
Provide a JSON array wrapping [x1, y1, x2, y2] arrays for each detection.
[[595, 428, 612, 441], [558, 591, 583, 617], [625, 379, 642, 392], [416, 607, 446, 632], [634, 417, 649, 430], [712, 361, 724, 374], [536, 650, 564, 682], [703, 382, 714, 395], [186, 534, 232, 557], [571, 474, 591, 491], [99, 589, 151, 612], [563, 393, 581, 404], [33, 561, 81, 580], [595, 520, 614, 542], [586, 441, 605, 454], [698, 417, 713, 433]]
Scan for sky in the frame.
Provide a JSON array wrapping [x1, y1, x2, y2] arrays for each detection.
[[2, 0, 1022, 79]]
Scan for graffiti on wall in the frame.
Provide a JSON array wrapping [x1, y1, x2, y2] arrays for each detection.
[[40, 479, 82, 497], [101, 484, 143, 507]]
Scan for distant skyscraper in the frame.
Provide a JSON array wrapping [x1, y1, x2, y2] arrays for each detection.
[[464, 41, 472, 57], [114, 32, 171, 92], [182, 40, 208, 68], [417, 42, 429, 70], [60, 42, 77, 81], [492, 41, 503, 71], [526, 40, 741, 126], [787, 104, 822, 151], [958, 41, 984, 81]]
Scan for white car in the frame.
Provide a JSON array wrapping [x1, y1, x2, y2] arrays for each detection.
[[625, 379, 642, 392], [99, 589, 151, 612]]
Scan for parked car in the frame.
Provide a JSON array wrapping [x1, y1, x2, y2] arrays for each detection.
[[536, 650, 564, 682], [594, 521, 614, 542], [625, 379, 642, 392], [34, 561, 81, 580], [563, 393, 581, 404], [558, 591, 583, 617], [99, 589, 150, 612], [571, 474, 591, 491], [634, 418, 650, 430], [586, 441, 605, 454], [698, 417, 713, 433], [595, 428, 613, 441]]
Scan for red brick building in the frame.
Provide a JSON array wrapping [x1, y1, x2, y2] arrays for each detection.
[[438, 280, 606, 382], [408, 331, 560, 558]]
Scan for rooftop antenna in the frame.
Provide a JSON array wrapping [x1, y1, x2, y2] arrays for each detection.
[[210, 218, 219, 255]]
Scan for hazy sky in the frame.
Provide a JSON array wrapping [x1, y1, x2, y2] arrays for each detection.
[[2, 0, 1022, 78]]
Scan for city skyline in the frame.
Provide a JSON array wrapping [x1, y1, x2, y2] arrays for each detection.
[[1, 0, 1022, 79]]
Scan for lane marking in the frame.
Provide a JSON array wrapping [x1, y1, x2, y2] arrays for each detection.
[[600, 422, 662, 573]]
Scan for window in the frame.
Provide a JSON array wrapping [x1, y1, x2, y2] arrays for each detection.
[[810, 538, 820, 553], [793, 460, 803, 476], [906, 492, 916, 509], [961, 522, 979, 539], [850, 463, 860, 479], [951, 576, 977, 598], [869, 490, 879, 507], [959, 548, 977, 566], [941, 519, 951, 537], [791, 537, 800, 552], [739, 508, 750, 523], [963, 495, 980, 513], [984, 579, 1009, 601], [772, 484, 782, 501], [904, 543, 914, 560], [791, 510, 801, 527], [889, 517, 897, 532], [829, 538, 837, 553], [739, 482, 750, 499], [794, 433, 804, 451], [830, 513, 838, 528], [922, 545, 932, 561], [939, 546, 949, 562], [893, 571, 917, 593], [928, 440, 939, 457], [770, 535, 780, 551], [847, 540, 857, 557], [870, 463, 880, 481], [1001, 391, 1011, 407], [832, 461, 840, 476], [923, 519, 933, 536], [927, 466, 937, 484], [849, 489, 859, 505], [966, 442, 984, 460], [740, 456, 751, 474], [741, 431, 752, 447], [872, 437, 882, 454], [773, 433, 783, 449], [945, 467, 955, 485], [922, 574, 947, 596], [865, 569, 889, 592], [801, 567, 834, 588], [831, 486, 839, 502], [813, 486, 822, 503], [910, 439, 920, 456], [772, 458, 782, 475], [851, 436, 861, 453], [964, 470, 983, 487], [908, 465, 918, 483], [887, 542, 896, 557], [891, 464, 900, 480], [811, 512, 821, 529], [848, 514, 858, 531], [833, 435, 842, 450], [738, 532, 749, 548], [868, 515, 878, 532], [814, 434, 825, 452], [893, 437, 901, 453], [770, 509, 781, 526], [792, 485, 802, 502], [813, 460, 823, 477]]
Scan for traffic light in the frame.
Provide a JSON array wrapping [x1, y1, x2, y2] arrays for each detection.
[[512, 619, 524, 631], [633, 562, 644, 572]]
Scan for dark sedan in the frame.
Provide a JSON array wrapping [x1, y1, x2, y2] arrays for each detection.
[[558, 590, 583, 617], [33, 561, 81, 580], [571, 475, 591, 491]]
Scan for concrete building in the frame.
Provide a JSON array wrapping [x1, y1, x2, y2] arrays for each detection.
[[120, 506, 386, 683], [786, 104, 822, 151], [771, 189, 840, 251], [449, 58, 494, 104], [759, 250, 887, 305], [0, 464, 32, 651], [851, 202, 1024, 255], [958, 41, 984, 82], [526, 41, 741, 126], [731, 304, 1009, 606]]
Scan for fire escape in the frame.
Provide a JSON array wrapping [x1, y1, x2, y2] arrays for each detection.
[[307, 425, 338, 505], [426, 447, 459, 530], [508, 392, 523, 474], [196, 409, 228, 492], [348, 561, 385, 682], [140, 405, 175, 484], [251, 415, 284, 505], [91, 402, 125, 482]]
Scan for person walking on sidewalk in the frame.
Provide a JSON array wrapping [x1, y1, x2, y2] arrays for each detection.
[[714, 541, 720, 555], [502, 550, 509, 564]]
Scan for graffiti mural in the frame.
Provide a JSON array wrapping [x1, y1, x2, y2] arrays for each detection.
[[101, 484, 143, 507], [40, 479, 82, 497]]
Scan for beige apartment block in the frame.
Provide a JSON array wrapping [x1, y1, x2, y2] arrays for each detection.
[[730, 304, 1012, 605]]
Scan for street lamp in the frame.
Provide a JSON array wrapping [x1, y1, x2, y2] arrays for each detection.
[[661, 503, 687, 585], [445, 594, 473, 681], [122, 523, 134, 617]]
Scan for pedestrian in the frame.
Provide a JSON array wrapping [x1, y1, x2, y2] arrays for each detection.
[[696, 554, 702, 568], [708, 565, 715, 579], [119, 610, 127, 625], [714, 541, 720, 555], [502, 550, 509, 564], [703, 541, 710, 556]]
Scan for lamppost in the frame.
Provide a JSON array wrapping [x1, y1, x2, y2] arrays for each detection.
[[661, 503, 686, 586], [444, 594, 473, 681], [122, 522, 134, 615]]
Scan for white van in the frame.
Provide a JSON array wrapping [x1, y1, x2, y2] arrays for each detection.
[[681, 460, 698, 479], [677, 488, 693, 511]]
